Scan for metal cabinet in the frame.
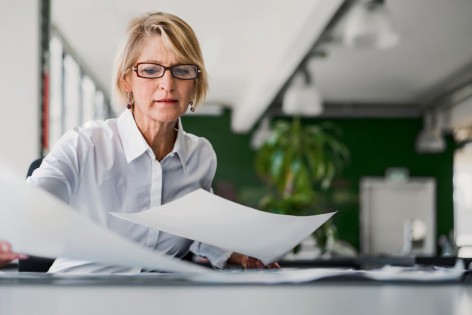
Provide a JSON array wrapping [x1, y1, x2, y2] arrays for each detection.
[[360, 177, 436, 256]]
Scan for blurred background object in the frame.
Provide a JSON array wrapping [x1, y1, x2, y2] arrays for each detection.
[[343, 0, 400, 49]]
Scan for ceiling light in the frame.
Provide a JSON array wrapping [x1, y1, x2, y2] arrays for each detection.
[[416, 111, 446, 153], [282, 72, 323, 116], [343, 0, 400, 50]]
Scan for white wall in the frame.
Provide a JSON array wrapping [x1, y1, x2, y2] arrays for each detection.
[[0, 0, 40, 177]]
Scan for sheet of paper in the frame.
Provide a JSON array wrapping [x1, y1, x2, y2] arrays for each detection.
[[0, 171, 210, 274], [189, 265, 464, 284], [0, 267, 359, 284], [111, 189, 336, 265], [0, 266, 463, 284], [188, 268, 358, 284], [360, 264, 465, 282]]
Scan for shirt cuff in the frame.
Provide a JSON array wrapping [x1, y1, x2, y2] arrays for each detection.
[[190, 242, 232, 269]]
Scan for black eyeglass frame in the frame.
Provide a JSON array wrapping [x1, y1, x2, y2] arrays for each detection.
[[132, 62, 201, 80]]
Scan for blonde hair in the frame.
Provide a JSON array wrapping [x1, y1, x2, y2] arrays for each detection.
[[113, 12, 208, 109]]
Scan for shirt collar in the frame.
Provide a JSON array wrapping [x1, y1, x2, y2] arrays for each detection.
[[117, 109, 188, 174], [118, 109, 150, 163], [173, 119, 188, 174]]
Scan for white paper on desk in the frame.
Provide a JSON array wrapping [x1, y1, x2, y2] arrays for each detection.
[[361, 264, 464, 282], [0, 172, 209, 274], [188, 268, 357, 284], [111, 189, 336, 265]]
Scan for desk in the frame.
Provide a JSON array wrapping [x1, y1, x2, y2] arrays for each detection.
[[1, 276, 471, 315]]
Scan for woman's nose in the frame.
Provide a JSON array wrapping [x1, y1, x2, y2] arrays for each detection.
[[159, 69, 176, 91]]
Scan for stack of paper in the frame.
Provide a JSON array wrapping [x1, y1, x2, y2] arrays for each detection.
[[0, 169, 333, 273]]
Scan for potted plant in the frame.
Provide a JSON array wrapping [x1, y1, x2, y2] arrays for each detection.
[[254, 116, 350, 253]]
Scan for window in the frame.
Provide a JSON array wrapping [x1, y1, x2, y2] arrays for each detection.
[[454, 144, 472, 257], [45, 33, 113, 153]]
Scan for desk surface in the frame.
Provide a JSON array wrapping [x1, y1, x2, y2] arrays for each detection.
[[1, 275, 472, 315]]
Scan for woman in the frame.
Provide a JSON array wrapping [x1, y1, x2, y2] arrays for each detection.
[[0, 12, 276, 272]]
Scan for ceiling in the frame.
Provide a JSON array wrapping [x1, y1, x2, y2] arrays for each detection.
[[51, 0, 472, 133]]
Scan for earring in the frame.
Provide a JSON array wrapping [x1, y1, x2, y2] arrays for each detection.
[[127, 92, 133, 109], [189, 101, 195, 112]]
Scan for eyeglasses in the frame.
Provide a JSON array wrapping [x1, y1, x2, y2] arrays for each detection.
[[132, 62, 200, 80]]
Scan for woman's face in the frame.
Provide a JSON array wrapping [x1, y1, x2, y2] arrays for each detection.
[[123, 35, 195, 124]]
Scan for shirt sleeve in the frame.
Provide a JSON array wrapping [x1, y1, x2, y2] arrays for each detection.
[[189, 241, 233, 269], [26, 128, 89, 204]]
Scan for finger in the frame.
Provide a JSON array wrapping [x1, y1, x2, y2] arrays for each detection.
[[246, 257, 258, 269], [241, 255, 248, 269], [0, 241, 11, 253], [245, 257, 254, 269], [245, 257, 266, 269], [0, 241, 28, 260], [267, 262, 281, 269], [1, 252, 27, 260], [255, 260, 265, 269], [0, 253, 22, 263]]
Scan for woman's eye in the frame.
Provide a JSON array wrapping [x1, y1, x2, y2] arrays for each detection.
[[143, 67, 159, 75], [174, 68, 190, 75]]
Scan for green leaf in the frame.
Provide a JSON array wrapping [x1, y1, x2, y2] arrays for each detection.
[[253, 117, 350, 215]]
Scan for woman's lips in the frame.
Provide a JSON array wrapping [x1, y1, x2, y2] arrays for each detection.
[[156, 98, 178, 103]]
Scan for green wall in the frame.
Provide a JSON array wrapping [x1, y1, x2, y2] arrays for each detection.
[[182, 110, 455, 252], [320, 118, 455, 251]]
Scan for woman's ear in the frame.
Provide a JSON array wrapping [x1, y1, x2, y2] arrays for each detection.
[[120, 73, 131, 92]]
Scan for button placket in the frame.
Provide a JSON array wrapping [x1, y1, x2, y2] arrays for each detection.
[[145, 156, 162, 248]]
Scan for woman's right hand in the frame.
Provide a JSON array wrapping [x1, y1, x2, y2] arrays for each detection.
[[0, 241, 28, 266]]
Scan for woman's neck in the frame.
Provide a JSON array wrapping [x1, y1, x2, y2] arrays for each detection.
[[134, 114, 178, 161]]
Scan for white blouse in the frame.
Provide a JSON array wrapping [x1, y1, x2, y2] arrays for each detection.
[[27, 109, 231, 273]]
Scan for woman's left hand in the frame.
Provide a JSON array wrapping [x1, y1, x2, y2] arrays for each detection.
[[242, 255, 280, 269], [228, 252, 280, 269], [0, 241, 28, 267]]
